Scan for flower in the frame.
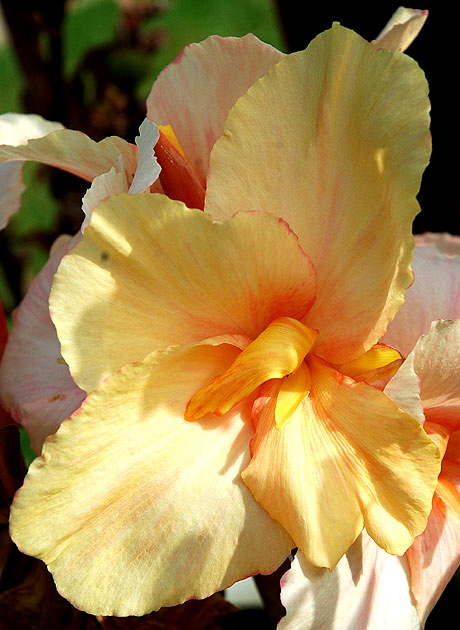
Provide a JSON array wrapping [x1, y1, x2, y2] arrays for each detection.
[[7, 22, 440, 618], [279, 235, 460, 629]]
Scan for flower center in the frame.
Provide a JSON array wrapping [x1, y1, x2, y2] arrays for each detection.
[[155, 125, 206, 210], [185, 316, 318, 422]]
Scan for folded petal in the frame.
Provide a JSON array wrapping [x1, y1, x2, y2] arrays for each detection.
[[0, 127, 136, 182], [0, 236, 85, 453], [50, 194, 316, 391], [146, 34, 284, 186], [128, 119, 161, 194], [10, 341, 293, 616], [0, 113, 64, 228], [242, 355, 440, 569], [279, 536, 420, 630], [383, 245, 460, 356], [206, 24, 431, 364]]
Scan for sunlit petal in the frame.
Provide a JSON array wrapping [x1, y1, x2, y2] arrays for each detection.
[[10, 341, 293, 615], [243, 355, 440, 569], [206, 25, 430, 364], [50, 194, 317, 391]]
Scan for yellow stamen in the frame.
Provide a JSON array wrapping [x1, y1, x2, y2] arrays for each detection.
[[275, 361, 311, 429], [185, 317, 318, 421]]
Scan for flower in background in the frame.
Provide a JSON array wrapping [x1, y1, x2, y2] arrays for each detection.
[[7, 22, 440, 618], [279, 235, 460, 629]]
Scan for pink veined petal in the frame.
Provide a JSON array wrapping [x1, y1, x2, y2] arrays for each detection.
[[0, 113, 64, 229], [279, 535, 420, 630], [206, 25, 431, 365], [50, 195, 317, 392], [383, 245, 460, 356], [0, 235, 85, 453], [146, 34, 284, 186], [10, 340, 293, 616]]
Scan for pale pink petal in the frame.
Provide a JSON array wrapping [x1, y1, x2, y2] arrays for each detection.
[[0, 113, 64, 144], [0, 161, 24, 229], [128, 119, 161, 194], [415, 232, 460, 256], [206, 25, 430, 364], [406, 494, 460, 624], [146, 34, 284, 185], [0, 235, 85, 453], [383, 246, 460, 356], [414, 320, 460, 428], [10, 341, 293, 615], [0, 113, 64, 228], [279, 536, 420, 630], [384, 352, 425, 424], [372, 7, 428, 52]]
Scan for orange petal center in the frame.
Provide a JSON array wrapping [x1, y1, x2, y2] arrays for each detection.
[[185, 316, 318, 421]]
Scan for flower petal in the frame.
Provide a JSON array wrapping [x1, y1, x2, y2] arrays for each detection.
[[389, 319, 460, 431], [372, 7, 428, 53], [146, 34, 284, 186], [383, 246, 460, 357], [128, 119, 161, 194], [279, 536, 420, 630], [10, 341, 293, 616], [50, 194, 317, 392], [406, 493, 460, 624], [205, 24, 431, 364], [242, 355, 440, 569], [0, 236, 85, 453], [0, 113, 64, 228], [0, 126, 136, 182]]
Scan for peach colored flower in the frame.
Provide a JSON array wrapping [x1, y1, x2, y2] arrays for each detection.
[[7, 23, 440, 618]]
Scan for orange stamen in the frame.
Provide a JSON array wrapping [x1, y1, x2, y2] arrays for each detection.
[[156, 125, 206, 210]]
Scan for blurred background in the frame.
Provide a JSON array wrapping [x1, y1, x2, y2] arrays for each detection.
[[0, 1, 457, 628]]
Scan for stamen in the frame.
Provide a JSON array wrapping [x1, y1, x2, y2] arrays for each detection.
[[185, 317, 318, 421], [155, 125, 206, 210]]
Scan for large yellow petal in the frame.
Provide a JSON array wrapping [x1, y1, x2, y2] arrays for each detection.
[[50, 194, 316, 391], [205, 24, 431, 364], [242, 355, 441, 569], [10, 340, 293, 616]]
